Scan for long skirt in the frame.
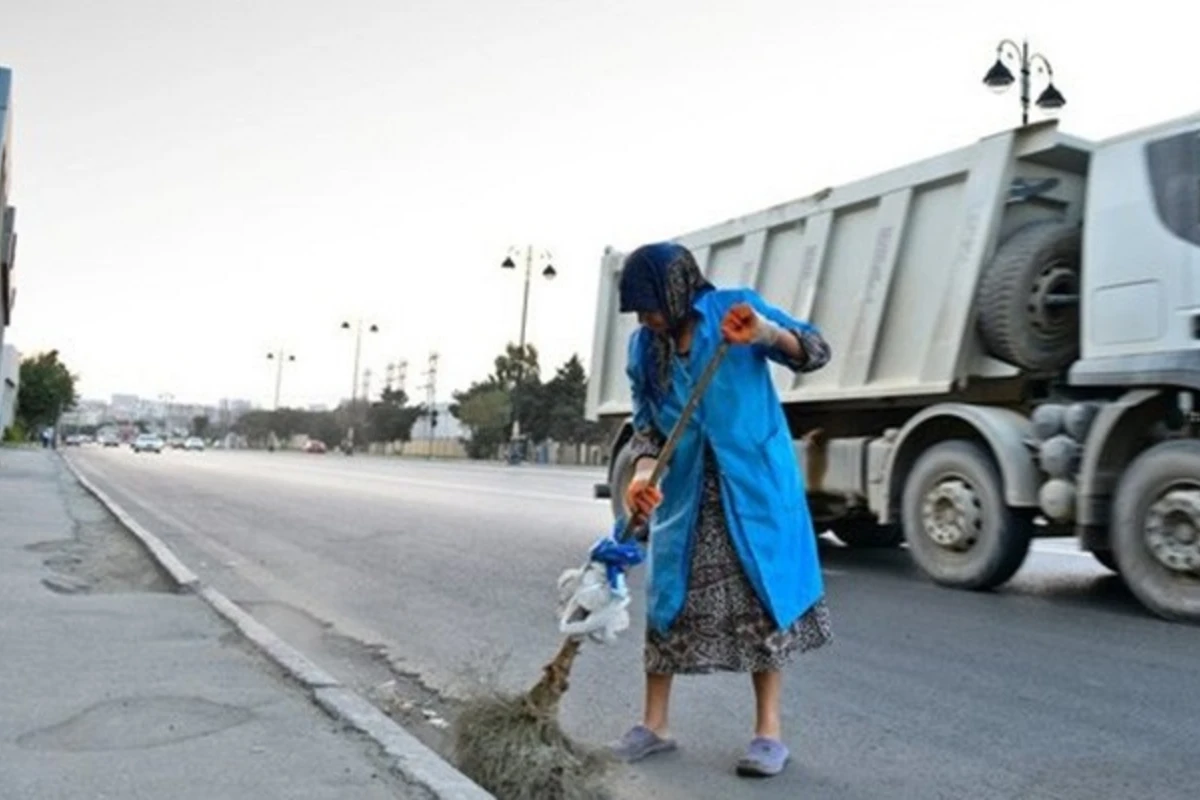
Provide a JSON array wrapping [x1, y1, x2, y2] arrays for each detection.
[[644, 446, 832, 675]]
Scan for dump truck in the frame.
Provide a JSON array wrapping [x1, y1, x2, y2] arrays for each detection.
[[585, 110, 1200, 623]]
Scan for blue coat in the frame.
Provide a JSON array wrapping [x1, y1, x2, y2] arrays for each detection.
[[627, 288, 827, 635]]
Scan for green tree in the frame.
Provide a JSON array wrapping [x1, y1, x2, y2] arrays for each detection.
[[16, 350, 78, 431], [191, 415, 210, 438], [366, 387, 423, 444], [490, 343, 551, 443], [541, 354, 603, 444], [450, 383, 512, 459]]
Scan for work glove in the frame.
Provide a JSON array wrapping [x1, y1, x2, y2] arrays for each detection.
[[625, 476, 663, 519], [721, 302, 783, 347]]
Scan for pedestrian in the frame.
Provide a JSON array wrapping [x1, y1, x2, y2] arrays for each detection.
[[609, 241, 833, 778]]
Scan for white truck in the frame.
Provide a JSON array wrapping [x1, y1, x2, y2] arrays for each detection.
[[585, 111, 1200, 623]]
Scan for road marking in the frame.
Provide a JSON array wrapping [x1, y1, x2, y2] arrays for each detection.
[[103, 451, 605, 508]]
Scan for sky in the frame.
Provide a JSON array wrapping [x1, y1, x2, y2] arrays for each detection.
[[1, 0, 1197, 409]]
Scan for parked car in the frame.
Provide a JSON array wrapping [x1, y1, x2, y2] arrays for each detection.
[[303, 439, 327, 454], [184, 437, 205, 451], [132, 434, 165, 454]]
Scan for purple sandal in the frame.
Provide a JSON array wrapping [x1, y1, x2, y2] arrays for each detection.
[[736, 736, 790, 777], [609, 725, 677, 763]]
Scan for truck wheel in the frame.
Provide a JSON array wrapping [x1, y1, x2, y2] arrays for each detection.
[[976, 220, 1081, 373], [608, 441, 635, 522], [1111, 439, 1200, 622], [901, 440, 1033, 589], [831, 518, 903, 549]]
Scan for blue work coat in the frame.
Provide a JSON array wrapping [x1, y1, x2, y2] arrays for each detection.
[[627, 288, 826, 635]]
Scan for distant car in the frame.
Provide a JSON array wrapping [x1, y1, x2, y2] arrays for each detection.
[[64, 434, 84, 446], [132, 434, 165, 454], [99, 433, 121, 447], [303, 439, 327, 454], [184, 437, 205, 451]]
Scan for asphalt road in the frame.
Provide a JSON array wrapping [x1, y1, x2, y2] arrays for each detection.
[[66, 446, 1200, 800]]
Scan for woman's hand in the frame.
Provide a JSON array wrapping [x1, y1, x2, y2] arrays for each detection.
[[625, 477, 663, 519], [722, 302, 784, 347], [721, 303, 760, 345]]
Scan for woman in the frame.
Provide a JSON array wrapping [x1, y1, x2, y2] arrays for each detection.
[[609, 241, 833, 778]]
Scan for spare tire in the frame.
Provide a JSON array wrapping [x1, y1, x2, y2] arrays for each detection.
[[977, 219, 1082, 373]]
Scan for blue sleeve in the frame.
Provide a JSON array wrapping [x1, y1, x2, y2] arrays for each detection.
[[743, 290, 832, 373], [626, 331, 665, 459]]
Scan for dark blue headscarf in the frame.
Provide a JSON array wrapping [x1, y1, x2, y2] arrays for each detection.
[[618, 242, 713, 405]]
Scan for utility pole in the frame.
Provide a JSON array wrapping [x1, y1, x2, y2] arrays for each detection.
[[266, 350, 296, 410], [421, 352, 439, 459], [385, 359, 409, 398], [340, 318, 379, 453]]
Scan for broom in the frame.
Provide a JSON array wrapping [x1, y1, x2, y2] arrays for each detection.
[[451, 340, 731, 800]]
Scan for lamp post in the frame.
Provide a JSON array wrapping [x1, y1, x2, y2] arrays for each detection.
[[983, 38, 1066, 126], [159, 392, 174, 435], [340, 318, 379, 452], [501, 245, 557, 463], [266, 350, 296, 410]]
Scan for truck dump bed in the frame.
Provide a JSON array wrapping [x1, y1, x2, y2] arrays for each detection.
[[586, 121, 1093, 421]]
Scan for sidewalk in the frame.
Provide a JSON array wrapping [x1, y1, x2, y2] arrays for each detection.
[[0, 449, 422, 800]]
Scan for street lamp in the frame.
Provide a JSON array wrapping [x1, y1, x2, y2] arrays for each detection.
[[983, 38, 1066, 127], [266, 350, 296, 410], [340, 318, 379, 451], [501, 245, 556, 463]]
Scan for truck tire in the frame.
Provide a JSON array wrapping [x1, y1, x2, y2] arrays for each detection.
[[1111, 439, 1200, 622], [608, 440, 636, 522], [901, 440, 1033, 590], [976, 220, 1081, 373], [831, 518, 903, 549]]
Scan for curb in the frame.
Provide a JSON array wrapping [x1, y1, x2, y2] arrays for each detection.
[[61, 454, 495, 800]]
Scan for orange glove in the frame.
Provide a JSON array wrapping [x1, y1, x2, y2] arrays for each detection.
[[625, 477, 663, 519], [721, 302, 781, 346]]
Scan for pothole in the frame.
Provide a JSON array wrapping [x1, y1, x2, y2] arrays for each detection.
[[29, 463, 174, 595], [16, 695, 254, 752]]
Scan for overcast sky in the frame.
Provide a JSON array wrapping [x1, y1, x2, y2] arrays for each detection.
[[2, 0, 1195, 408]]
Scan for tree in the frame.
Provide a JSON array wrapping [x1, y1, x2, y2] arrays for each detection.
[[17, 350, 78, 431], [541, 355, 603, 444], [490, 343, 552, 443], [366, 387, 423, 445], [451, 384, 512, 459], [191, 415, 211, 438]]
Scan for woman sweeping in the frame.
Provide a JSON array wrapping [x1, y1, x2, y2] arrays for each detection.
[[609, 241, 833, 778]]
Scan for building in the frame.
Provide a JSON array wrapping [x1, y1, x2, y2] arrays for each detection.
[[59, 398, 107, 429], [1, 67, 18, 364], [0, 343, 18, 436], [410, 402, 465, 442]]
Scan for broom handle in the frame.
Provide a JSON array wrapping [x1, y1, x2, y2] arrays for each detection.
[[622, 339, 731, 540]]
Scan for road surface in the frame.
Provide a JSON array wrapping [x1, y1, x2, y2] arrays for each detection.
[[66, 446, 1200, 800]]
